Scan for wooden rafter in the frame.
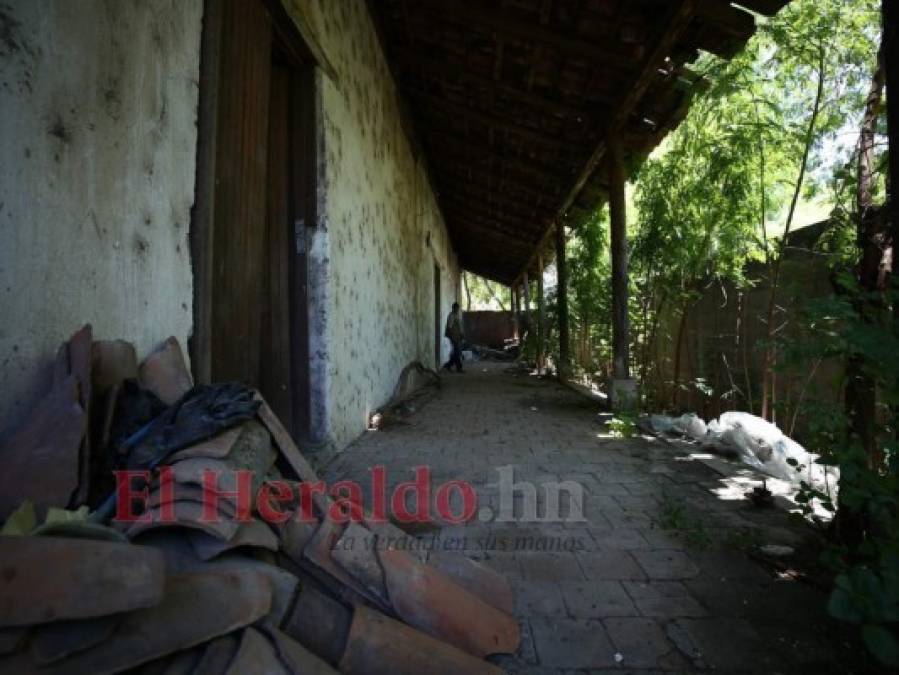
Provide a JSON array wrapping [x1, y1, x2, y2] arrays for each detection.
[[368, 0, 785, 283], [429, 0, 640, 70], [434, 165, 563, 200], [423, 137, 579, 184], [516, 0, 698, 280], [394, 51, 608, 117], [410, 95, 591, 157]]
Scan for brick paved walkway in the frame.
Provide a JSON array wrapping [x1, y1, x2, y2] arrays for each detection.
[[323, 363, 863, 674]]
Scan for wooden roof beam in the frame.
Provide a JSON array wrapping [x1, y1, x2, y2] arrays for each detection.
[[456, 244, 524, 264], [443, 208, 543, 240], [421, 128, 581, 178], [426, 147, 577, 188], [441, 205, 544, 235], [516, 0, 697, 280], [439, 184, 555, 214], [455, 231, 534, 254], [426, 0, 640, 70], [442, 192, 541, 220], [435, 173, 553, 205], [410, 95, 590, 157], [433, 164, 564, 200], [393, 51, 614, 117], [422, 130, 580, 177], [457, 261, 518, 285], [456, 258, 514, 284]]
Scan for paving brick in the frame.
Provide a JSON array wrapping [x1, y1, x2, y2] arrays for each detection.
[[690, 550, 770, 581], [623, 481, 665, 495], [329, 364, 819, 673], [633, 550, 700, 580], [634, 595, 709, 618], [475, 552, 523, 579], [622, 580, 690, 599], [575, 551, 646, 580], [614, 495, 660, 511], [589, 527, 649, 551], [638, 527, 690, 550], [558, 581, 637, 618], [513, 581, 568, 617], [529, 617, 618, 668], [667, 617, 781, 671], [604, 510, 654, 529], [604, 617, 672, 668], [590, 482, 630, 496], [519, 552, 586, 582]]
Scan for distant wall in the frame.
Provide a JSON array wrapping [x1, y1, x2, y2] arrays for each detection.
[[0, 0, 202, 440], [464, 311, 516, 349], [297, 0, 460, 451]]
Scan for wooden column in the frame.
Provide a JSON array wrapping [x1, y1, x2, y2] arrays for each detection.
[[536, 254, 545, 372], [609, 138, 630, 379], [555, 222, 570, 375], [886, 0, 899, 282], [511, 285, 519, 339], [521, 271, 531, 336]]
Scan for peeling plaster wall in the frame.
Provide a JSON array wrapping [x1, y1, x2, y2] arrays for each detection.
[[299, 0, 460, 451], [0, 0, 201, 439]]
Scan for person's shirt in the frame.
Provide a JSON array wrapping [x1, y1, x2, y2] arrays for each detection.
[[445, 310, 464, 342]]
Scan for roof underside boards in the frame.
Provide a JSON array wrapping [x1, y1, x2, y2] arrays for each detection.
[[369, 0, 789, 284]]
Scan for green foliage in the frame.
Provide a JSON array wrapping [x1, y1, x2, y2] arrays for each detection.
[[829, 563, 899, 666], [606, 411, 637, 439], [548, 0, 895, 662], [461, 272, 509, 311], [626, 0, 882, 410], [656, 496, 712, 549], [781, 281, 899, 664], [565, 210, 612, 375]]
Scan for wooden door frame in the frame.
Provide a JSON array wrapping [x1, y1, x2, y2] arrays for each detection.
[[434, 262, 441, 368], [190, 0, 318, 439]]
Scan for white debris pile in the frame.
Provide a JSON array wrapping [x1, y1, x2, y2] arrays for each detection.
[[647, 411, 837, 492]]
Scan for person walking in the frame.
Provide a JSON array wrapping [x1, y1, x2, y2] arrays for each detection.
[[442, 302, 465, 373]]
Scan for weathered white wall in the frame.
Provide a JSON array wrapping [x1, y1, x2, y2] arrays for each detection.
[[299, 0, 460, 451], [0, 0, 458, 453], [0, 0, 202, 439]]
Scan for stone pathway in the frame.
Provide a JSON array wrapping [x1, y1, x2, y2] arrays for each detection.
[[322, 363, 868, 674]]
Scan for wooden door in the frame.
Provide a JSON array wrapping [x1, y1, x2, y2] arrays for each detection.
[[208, 0, 272, 387], [261, 57, 314, 437], [193, 0, 315, 440], [260, 63, 293, 428]]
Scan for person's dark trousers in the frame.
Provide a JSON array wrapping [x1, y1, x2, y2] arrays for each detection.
[[443, 339, 464, 372]]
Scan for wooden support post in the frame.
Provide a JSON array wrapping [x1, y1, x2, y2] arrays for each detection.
[[555, 222, 570, 376], [881, 0, 899, 447], [886, 0, 899, 284], [537, 254, 545, 373], [511, 285, 519, 340], [521, 271, 531, 338], [609, 137, 630, 381]]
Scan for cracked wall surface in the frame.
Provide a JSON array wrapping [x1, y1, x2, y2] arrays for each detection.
[[300, 0, 460, 451], [0, 0, 201, 439]]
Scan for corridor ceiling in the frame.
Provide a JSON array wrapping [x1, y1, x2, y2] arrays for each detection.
[[369, 0, 789, 283]]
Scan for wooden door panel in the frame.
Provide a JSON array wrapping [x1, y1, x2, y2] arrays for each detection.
[[209, 0, 272, 385], [261, 64, 293, 429]]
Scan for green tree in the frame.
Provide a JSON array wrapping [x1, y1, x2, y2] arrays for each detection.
[[632, 96, 762, 406]]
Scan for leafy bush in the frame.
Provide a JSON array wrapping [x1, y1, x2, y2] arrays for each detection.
[[606, 413, 638, 439]]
